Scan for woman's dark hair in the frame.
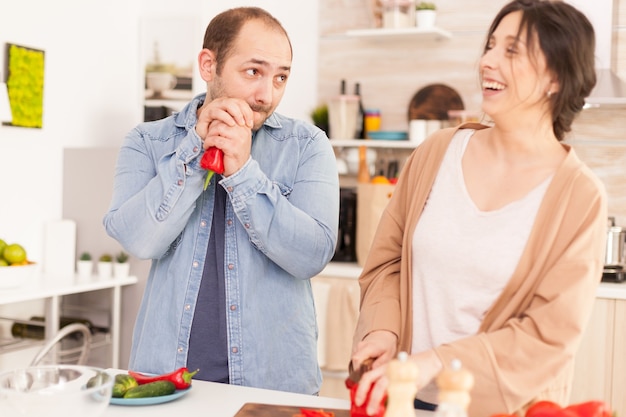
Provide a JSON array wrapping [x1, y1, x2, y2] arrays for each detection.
[[203, 7, 292, 75], [484, 0, 596, 141]]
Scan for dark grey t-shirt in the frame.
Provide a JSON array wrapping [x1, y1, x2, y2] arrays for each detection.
[[187, 179, 229, 383]]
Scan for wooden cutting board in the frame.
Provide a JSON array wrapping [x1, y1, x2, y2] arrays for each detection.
[[233, 402, 350, 417], [407, 83, 464, 121]]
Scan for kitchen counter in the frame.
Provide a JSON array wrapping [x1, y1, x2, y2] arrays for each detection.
[[320, 262, 626, 300], [102, 373, 432, 417]]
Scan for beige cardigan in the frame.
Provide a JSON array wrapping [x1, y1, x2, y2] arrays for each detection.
[[353, 123, 607, 416]]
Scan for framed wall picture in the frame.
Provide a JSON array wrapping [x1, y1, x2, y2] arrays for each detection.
[[141, 17, 196, 121], [3, 43, 45, 128]]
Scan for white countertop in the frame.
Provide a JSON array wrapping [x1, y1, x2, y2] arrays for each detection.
[[319, 262, 626, 300], [102, 373, 433, 417]]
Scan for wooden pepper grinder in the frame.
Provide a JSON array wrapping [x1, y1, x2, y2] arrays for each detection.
[[385, 351, 419, 417], [435, 359, 475, 417]]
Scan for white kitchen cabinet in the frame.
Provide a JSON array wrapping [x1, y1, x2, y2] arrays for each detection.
[[312, 262, 362, 400], [570, 290, 626, 417], [0, 274, 137, 369]]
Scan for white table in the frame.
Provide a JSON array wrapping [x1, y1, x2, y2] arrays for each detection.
[[102, 376, 433, 417]]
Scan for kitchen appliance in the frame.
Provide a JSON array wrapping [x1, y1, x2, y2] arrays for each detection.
[[332, 187, 358, 262], [602, 217, 626, 282]]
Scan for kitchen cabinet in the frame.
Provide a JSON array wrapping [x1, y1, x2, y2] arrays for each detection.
[[312, 262, 362, 400], [0, 273, 137, 369], [570, 285, 626, 416]]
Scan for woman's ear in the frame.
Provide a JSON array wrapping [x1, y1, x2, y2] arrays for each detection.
[[548, 76, 560, 95], [198, 49, 216, 82]]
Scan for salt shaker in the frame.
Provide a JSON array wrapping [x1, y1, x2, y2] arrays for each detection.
[[385, 351, 419, 417], [434, 359, 475, 417]]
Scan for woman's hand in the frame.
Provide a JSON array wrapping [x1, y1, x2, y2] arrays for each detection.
[[350, 330, 397, 415], [351, 331, 445, 415]]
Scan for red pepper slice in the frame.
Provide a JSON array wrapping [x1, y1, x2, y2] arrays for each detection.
[[128, 367, 199, 390], [200, 147, 225, 190]]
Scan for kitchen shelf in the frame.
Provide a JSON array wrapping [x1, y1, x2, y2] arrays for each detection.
[[0, 274, 137, 368], [330, 139, 417, 149], [345, 26, 452, 41]]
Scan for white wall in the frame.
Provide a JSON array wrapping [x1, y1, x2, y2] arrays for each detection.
[[0, 0, 318, 369]]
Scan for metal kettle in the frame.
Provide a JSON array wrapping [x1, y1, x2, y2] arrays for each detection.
[[605, 217, 626, 267]]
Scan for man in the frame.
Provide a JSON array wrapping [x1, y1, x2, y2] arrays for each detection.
[[103, 7, 339, 395]]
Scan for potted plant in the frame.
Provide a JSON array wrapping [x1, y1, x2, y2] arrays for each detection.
[[97, 253, 113, 279], [415, 2, 437, 28], [76, 252, 93, 279], [113, 251, 130, 279], [310, 103, 329, 137]]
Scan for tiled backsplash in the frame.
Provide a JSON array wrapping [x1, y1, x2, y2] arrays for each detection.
[[318, 0, 626, 225]]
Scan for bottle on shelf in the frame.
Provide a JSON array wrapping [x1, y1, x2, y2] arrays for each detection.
[[364, 108, 381, 138], [354, 82, 366, 139], [11, 316, 108, 340]]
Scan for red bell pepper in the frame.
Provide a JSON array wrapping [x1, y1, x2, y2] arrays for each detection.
[[346, 379, 386, 417], [200, 146, 225, 190], [128, 367, 199, 390], [524, 400, 613, 417], [564, 401, 613, 417]]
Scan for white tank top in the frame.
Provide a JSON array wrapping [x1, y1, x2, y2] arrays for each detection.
[[411, 129, 551, 403]]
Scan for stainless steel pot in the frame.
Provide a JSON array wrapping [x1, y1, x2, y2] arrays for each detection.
[[605, 218, 626, 266]]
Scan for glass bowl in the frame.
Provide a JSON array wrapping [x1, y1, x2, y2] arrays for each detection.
[[0, 365, 113, 417]]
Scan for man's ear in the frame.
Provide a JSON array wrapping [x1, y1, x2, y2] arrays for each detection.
[[198, 49, 216, 82]]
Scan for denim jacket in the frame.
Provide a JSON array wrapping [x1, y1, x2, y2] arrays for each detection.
[[103, 94, 339, 394]]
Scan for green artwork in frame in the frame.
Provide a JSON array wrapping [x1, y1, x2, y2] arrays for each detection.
[[3, 43, 45, 128]]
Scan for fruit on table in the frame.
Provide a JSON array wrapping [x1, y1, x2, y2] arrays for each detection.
[[370, 175, 391, 185], [0, 241, 28, 266]]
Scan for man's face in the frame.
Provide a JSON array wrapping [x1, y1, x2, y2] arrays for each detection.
[[209, 20, 292, 131]]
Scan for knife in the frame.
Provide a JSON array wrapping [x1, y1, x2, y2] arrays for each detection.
[[345, 358, 375, 388]]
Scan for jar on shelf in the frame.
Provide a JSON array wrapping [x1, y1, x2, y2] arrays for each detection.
[[381, 0, 415, 29]]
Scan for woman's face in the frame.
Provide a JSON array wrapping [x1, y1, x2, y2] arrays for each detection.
[[479, 11, 557, 122]]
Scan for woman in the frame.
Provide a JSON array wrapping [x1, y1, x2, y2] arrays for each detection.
[[350, 1, 607, 416]]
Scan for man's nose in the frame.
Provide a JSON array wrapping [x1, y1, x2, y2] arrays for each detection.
[[254, 78, 274, 104]]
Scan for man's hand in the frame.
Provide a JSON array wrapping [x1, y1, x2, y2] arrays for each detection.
[[205, 120, 251, 176], [196, 97, 253, 142], [196, 97, 254, 177]]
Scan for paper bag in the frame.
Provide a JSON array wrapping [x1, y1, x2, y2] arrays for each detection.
[[356, 183, 395, 266]]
